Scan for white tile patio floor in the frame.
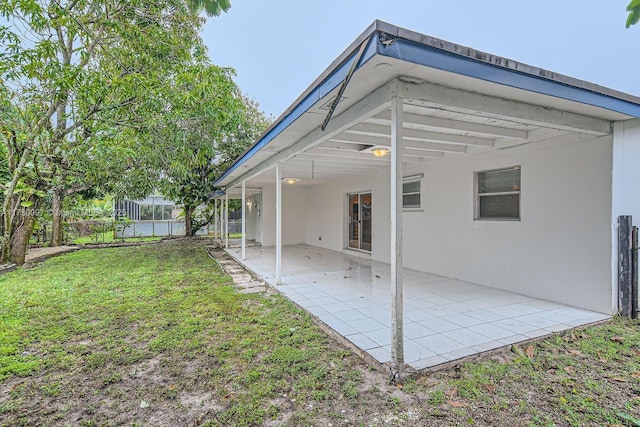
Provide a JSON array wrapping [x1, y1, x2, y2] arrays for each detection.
[[225, 244, 610, 370]]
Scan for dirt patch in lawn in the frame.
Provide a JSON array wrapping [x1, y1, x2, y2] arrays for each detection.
[[1, 239, 640, 426], [23, 245, 80, 265]]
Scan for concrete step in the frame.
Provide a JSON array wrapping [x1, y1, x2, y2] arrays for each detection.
[[207, 249, 265, 294], [226, 268, 247, 275], [238, 286, 266, 294], [237, 281, 264, 289], [232, 274, 255, 284]]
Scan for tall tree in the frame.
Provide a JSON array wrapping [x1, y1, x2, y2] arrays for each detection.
[[0, 0, 209, 263], [148, 63, 269, 236]]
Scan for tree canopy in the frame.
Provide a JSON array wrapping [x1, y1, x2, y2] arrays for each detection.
[[135, 63, 269, 236], [0, 0, 266, 262], [188, 0, 232, 17], [627, 0, 640, 28]]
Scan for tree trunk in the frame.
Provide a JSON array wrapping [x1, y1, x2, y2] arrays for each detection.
[[50, 189, 65, 247], [1, 199, 12, 264], [9, 199, 40, 266], [185, 205, 195, 237], [2, 194, 23, 264]]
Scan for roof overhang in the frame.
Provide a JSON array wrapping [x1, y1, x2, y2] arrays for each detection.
[[211, 187, 261, 200], [215, 20, 640, 189]]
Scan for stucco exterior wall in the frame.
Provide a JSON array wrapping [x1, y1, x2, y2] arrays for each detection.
[[261, 185, 307, 246], [245, 193, 261, 242], [612, 118, 640, 313], [304, 172, 391, 263], [298, 133, 613, 313]]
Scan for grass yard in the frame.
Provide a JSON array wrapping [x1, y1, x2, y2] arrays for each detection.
[[1, 240, 640, 426], [72, 233, 162, 245]]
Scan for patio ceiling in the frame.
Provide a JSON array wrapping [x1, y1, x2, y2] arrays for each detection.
[[232, 76, 613, 188], [216, 21, 640, 191], [269, 101, 559, 186]]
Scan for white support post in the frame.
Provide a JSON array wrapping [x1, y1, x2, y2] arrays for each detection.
[[219, 197, 223, 241], [241, 181, 246, 260], [275, 163, 282, 284], [390, 95, 405, 378], [225, 191, 229, 249], [213, 198, 218, 239]]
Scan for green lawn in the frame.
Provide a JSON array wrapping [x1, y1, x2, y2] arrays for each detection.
[[72, 232, 162, 245], [1, 240, 640, 426]]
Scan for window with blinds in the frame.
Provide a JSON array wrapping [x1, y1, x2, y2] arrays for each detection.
[[403, 175, 422, 209], [403, 180, 421, 208], [475, 166, 521, 220]]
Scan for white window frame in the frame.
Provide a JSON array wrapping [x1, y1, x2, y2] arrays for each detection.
[[474, 166, 521, 221], [403, 174, 423, 211]]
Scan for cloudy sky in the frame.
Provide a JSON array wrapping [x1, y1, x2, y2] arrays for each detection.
[[201, 0, 639, 117]]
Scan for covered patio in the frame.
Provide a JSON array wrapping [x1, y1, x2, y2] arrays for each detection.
[[213, 21, 640, 378], [225, 244, 609, 371]]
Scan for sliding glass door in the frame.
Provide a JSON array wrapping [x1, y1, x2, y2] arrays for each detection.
[[347, 192, 372, 252]]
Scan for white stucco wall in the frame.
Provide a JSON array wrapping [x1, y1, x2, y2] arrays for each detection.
[[304, 172, 391, 263], [261, 185, 307, 246], [245, 193, 261, 242], [408, 135, 612, 313], [299, 133, 613, 313], [612, 118, 640, 313]]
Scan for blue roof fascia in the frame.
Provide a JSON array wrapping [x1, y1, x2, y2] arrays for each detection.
[[215, 34, 378, 187], [211, 189, 225, 199], [377, 37, 640, 118]]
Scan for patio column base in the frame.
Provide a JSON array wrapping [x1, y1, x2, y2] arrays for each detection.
[[388, 362, 417, 384]]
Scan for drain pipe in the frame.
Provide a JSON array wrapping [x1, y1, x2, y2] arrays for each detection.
[[618, 216, 636, 318], [633, 226, 638, 319]]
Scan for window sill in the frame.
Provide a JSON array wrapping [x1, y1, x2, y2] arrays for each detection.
[[474, 217, 521, 222], [403, 208, 423, 213]]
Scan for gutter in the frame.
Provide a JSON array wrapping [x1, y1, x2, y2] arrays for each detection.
[[216, 20, 640, 187]]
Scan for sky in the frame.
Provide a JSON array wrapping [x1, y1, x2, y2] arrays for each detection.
[[201, 0, 640, 118]]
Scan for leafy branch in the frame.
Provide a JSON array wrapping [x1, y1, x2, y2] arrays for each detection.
[[627, 0, 640, 28]]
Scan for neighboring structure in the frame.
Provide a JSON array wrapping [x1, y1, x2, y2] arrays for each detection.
[[211, 187, 261, 249], [115, 195, 206, 237], [214, 21, 640, 375]]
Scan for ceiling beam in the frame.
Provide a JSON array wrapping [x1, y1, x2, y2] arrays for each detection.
[[294, 154, 423, 167], [296, 151, 389, 165], [370, 109, 528, 139], [310, 148, 386, 160], [285, 167, 382, 175], [329, 132, 467, 153], [308, 147, 440, 160], [398, 80, 611, 136], [402, 142, 466, 153], [402, 149, 444, 158], [315, 140, 372, 152], [281, 165, 384, 176], [330, 133, 390, 146], [281, 164, 416, 177], [346, 123, 495, 146], [224, 82, 393, 189]]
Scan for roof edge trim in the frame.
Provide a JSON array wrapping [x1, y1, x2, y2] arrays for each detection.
[[376, 32, 640, 117], [215, 23, 384, 187], [216, 20, 640, 187]]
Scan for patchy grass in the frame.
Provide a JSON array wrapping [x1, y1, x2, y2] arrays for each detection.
[[72, 233, 161, 245], [0, 240, 398, 426], [409, 318, 640, 426], [1, 239, 640, 426]]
